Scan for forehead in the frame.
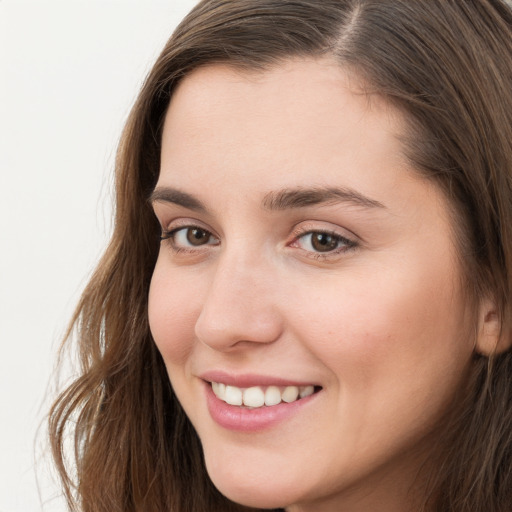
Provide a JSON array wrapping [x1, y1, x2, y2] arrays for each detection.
[[166, 58, 400, 136], [160, 58, 410, 196]]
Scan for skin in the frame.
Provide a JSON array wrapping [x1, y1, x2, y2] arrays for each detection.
[[148, 58, 483, 511]]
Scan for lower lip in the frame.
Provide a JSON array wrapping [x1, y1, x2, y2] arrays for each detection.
[[204, 382, 319, 432]]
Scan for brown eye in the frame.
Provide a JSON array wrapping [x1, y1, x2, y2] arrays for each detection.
[[310, 232, 340, 252], [161, 226, 219, 249], [186, 228, 211, 246], [293, 230, 356, 255]]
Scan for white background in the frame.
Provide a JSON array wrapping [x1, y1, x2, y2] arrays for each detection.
[[0, 1, 197, 510]]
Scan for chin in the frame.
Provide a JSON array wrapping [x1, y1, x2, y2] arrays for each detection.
[[204, 455, 302, 510]]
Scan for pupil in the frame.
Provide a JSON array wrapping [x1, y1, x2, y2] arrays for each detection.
[[187, 228, 209, 246], [312, 233, 338, 252]]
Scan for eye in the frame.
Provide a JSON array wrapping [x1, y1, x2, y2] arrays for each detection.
[[292, 230, 356, 254], [161, 226, 219, 249]]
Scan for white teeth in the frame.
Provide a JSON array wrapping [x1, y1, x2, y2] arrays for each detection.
[[211, 382, 316, 408], [299, 385, 314, 398], [211, 381, 226, 400], [264, 386, 282, 406], [281, 386, 299, 403], [224, 385, 243, 406], [243, 387, 265, 407]]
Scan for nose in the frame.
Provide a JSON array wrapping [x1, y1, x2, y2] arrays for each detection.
[[194, 251, 284, 351]]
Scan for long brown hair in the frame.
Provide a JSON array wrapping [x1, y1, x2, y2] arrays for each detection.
[[49, 1, 512, 510]]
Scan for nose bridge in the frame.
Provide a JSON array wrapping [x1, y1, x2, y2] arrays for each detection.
[[194, 245, 283, 350]]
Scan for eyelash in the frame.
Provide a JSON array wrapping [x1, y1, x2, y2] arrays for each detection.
[[289, 228, 357, 259], [160, 225, 358, 259], [160, 225, 219, 253]]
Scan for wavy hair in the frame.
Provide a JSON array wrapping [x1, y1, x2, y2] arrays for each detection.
[[49, 1, 512, 510]]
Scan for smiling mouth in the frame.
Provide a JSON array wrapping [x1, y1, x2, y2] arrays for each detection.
[[210, 381, 322, 408]]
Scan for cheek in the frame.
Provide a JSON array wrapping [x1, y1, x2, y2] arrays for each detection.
[[281, 266, 474, 472], [148, 260, 200, 366], [287, 261, 473, 406]]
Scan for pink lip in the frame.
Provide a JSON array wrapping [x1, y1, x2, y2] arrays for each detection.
[[202, 377, 320, 432], [199, 370, 319, 388]]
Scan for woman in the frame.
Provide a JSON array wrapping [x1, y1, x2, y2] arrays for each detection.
[[49, 1, 512, 511]]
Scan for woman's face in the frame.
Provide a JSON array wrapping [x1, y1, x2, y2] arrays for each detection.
[[149, 59, 476, 511]]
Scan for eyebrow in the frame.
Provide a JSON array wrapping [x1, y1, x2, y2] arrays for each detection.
[[262, 186, 385, 210], [149, 185, 385, 212], [149, 187, 207, 212]]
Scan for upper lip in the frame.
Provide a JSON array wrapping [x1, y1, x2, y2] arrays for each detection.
[[199, 370, 320, 388]]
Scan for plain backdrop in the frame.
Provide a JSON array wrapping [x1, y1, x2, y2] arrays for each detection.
[[0, 1, 198, 510]]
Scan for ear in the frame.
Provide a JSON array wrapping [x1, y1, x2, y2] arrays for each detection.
[[475, 297, 510, 355]]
